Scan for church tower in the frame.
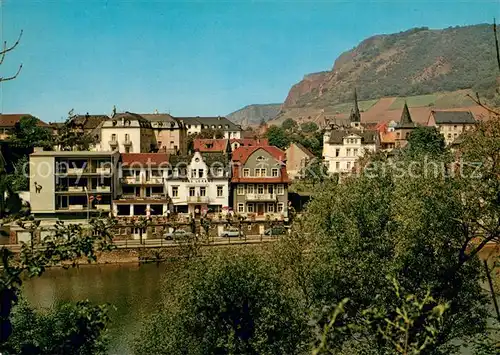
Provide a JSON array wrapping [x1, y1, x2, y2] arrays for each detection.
[[349, 88, 361, 128]]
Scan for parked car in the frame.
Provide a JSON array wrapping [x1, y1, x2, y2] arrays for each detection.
[[164, 229, 193, 240], [219, 227, 243, 238], [264, 226, 287, 236]]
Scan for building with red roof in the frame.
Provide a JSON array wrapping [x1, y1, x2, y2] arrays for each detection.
[[231, 145, 289, 222]]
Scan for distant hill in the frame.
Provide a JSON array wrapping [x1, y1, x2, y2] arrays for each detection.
[[227, 104, 281, 127], [277, 24, 498, 123]]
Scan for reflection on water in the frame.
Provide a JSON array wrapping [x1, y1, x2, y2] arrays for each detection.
[[22, 263, 176, 355]]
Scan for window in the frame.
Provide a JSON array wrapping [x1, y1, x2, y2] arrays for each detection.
[[347, 162, 351, 170], [111, 134, 117, 141], [336, 162, 340, 170], [237, 184, 245, 195], [189, 187, 195, 196], [217, 185, 223, 197], [247, 184, 254, 194], [247, 203, 254, 213], [243, 168, 250, 177], [254, 168, 261, 177], [125, 133, 130, 142], [125, 147, 130, 153], [267, 204, 275, 213], [216, 168, 223, 177], [277, 184, 284, 195], [171, 186, 178, 197], [257, 184, 264, 194], [173, 168, 178, 178], [260, 168, 267, 177], [198, 169, 204, 178], [346, 148, 351, 157], [353, 148, 358, 156], [454, 125, 457, 130], [447, 133, 452, 139], [158, 141, 162, 147], [271, 168, 279, 177], [238, 203, 244, 213], [277, 203, 284, 213], [191, 169, 197, 178], [200, 187, 206, 196], [267, 185, 274, 195], [335, 149, 340, 157]]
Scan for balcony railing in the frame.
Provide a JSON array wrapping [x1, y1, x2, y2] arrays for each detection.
[[246, 193, 277, 201], [67, 168, 85, 175], [67, 186, 85, 192], [96, 204, 111, 211], [121, 176, 141, 184], [69, 204, 84, 210], [123, 139, 132, 146], [145, 177, 163, 184], [187, 196, 210, 203], [109, 140, 118, 146], [96, 186, 111, 192], [96, 167, 111, 174]]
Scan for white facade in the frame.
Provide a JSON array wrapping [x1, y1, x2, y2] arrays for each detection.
[[98, 114, 155, 153], [166, 152, 230, 215], [322, 130, 378, 174]]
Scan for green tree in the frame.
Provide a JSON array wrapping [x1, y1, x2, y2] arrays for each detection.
[[405, 126, 446, 157], [281, 118, 297, 131], [265, 125, 290, 150], [11, 116, 52, 150], [6, 300, 109, 355], [0, 217, 116, 351], [300, 122, 319, 133], [134, 251, 307, 355], [55, 122, 97, 151]]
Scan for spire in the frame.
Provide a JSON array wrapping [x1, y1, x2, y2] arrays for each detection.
[[400, 101, 413, 125], [349, 88, 361, 123]]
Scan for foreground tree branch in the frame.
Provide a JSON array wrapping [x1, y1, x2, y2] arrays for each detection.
[[0, 30, 24, 82]]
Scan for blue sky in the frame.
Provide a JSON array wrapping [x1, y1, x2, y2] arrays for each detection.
[[1, 0, 499, 122]]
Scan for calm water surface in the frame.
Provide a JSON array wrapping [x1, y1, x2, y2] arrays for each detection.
[[22, 263, 176, 355]]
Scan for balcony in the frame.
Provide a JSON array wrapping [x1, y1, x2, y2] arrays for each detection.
[[187, 196, 210, 204], [96, 167, 111, 174], [145, 177, 163, 185], [109, 140, 118, 147], [67, 186, 85, 192], [246, 193, 277, 201], [121, 176, 142, 184], [96, 186, 111, 193], [69, 204, 84, 210], [67, 168, 85, 175], [123, 139, 132, 146], [96, 204, 111, 211]]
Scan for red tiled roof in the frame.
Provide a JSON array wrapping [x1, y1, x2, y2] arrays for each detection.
[[230, 138, 269, 146], [231, 146, 286, 164], [193, 139, 229, 152], [380, 131, 396, 144], [121, 153, 170, 167], [231, 146, 289, 183], [0, 114, 49, 128]]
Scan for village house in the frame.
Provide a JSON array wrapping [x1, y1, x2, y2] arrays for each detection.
[[29, 148, 120, 219], [231, 146, 289, 226], [426, 110, 476, 145], [140, 112, 187, 154], [0, 114, 51, 140], [167, 151, 231, 216], [193, 138, 268, 154], [285, 142, 315, 180], [322, 91, 379, 174], [177, 116, 242, 139], [113, 153, 171, 218], [99, 112, 156, 153]]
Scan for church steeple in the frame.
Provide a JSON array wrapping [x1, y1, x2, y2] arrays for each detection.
[[399, 101, 413, 126], [349, 88, 361, 123]]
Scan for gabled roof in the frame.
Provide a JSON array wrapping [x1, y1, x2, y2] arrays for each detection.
[[231, 146, 286, 164], [0, 114, 49, 128], [430, 110, 476, 124], [193, 139, 229, 153], [327, 129, 378, 144], [380, 131, 396, 144], [69, 114, 109, 130], [169, 152, 230, 169], [140, 113, 183, 128], [289, 142, 315, 159], [121, 153, 170, 167]]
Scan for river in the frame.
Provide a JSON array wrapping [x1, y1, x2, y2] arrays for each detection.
[[21, 248, 498, 355], [22, 263, 174, 355]]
